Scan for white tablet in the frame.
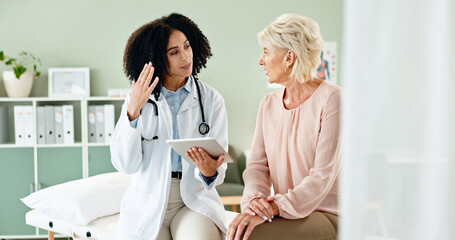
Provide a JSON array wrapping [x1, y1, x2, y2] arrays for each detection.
[[166, 137, 234, 164]]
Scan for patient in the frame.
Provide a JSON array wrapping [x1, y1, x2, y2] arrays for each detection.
[[227, 14, 341, 240]]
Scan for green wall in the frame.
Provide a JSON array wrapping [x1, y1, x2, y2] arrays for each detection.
[[0, 0, 343, 152]]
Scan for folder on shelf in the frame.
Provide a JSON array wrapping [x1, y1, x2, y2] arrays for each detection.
[[23, 106, 34, 145], [0, 106, 8, 144], [104, 104, 115, 144], [14, 106, 25, 145], [54, 106, 64, 144], [63, 105, 74, 144], [88, 105, 97, 143], [45, 105, 55, 144], [95, 105, 105, 143], [37, 106, 46, 144]]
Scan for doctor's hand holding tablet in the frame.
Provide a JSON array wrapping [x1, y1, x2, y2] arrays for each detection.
[[167, 137, 234, 177], [186, 145, 225, 177]]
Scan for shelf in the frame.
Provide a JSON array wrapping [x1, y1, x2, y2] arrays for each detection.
[[87, 142, 112, 147], [0, 96, 125, 102], [0, 234, 68, 239], [87, 96, 125, 101], [0, 97, 83, 102], [0, 98, 33, 102], [37, 143, 83, 148], [34, 97, 83, 102], [0, 143, 84, 148], [0, 144, 34, 148]]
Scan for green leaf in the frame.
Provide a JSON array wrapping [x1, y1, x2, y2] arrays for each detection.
[[36, 71, 41, 77], [14, 68, 20, 79], [19, 66, 26, 74], [14, 66, 27, 79], [0, 51, 4, 61], [5, 58, 16, 65], [19, 51, 27, 56]]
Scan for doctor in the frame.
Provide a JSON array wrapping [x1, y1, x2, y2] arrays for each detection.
[[111, 13, 228, 240]]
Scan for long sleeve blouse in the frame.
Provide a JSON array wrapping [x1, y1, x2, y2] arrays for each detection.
[[241, 81, 341, 219]]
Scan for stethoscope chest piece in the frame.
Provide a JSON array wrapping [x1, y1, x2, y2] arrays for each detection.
[[199, 122, 210, 135]]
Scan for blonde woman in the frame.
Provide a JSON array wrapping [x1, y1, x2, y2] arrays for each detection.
[[227, 14, 341, 240]]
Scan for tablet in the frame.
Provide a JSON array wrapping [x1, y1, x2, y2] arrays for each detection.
[[166, 137, 234, 164]]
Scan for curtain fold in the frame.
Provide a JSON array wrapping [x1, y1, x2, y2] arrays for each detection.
[[340, 0, 455, 239]]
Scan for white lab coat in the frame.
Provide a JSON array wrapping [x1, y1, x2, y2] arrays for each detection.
[[110, 77, 228, 240]]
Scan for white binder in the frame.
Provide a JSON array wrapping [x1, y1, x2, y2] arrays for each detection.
[[37, 106, 46, 144], [63, 105, 74, 144], [45, 105, 55, 144], [88, 106, 97, 143], [104, 104, 115, 144], [23, 106, 34, 145], [95, 105, 105, 143], [14, 106, 25, 145], [54, 106, 64, 144]]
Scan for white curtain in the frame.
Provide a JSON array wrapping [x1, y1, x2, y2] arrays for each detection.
[[340, 0, 455, 240]]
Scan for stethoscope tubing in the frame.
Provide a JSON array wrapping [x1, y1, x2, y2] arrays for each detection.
[[140, 77, 209, 141]]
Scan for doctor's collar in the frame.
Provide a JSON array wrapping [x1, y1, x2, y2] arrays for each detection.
[[153, 75, 196, 101], [161, 75, 193, 95]]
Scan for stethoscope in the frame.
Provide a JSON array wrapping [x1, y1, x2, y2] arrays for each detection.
[[141, 77, 210, 141]]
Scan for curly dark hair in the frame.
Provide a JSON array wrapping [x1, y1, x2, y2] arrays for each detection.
[[123, 13, 212, 100]]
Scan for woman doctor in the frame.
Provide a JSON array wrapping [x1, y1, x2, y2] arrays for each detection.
[[111, 13, 228, 240]]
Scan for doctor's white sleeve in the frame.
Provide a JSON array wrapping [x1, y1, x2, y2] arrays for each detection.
[[110, 95, 143, 174]]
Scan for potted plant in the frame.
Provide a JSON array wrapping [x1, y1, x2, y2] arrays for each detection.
[[0, 50, 42, 97]]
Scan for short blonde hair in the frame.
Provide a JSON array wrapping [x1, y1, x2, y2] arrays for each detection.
[[258, 14, 323, 83]]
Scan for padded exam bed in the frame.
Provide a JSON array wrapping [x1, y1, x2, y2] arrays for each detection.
[[26, 209, 238, 240]]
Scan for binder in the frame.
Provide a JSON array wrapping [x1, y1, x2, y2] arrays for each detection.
[[95, 105, 105, 143], [104, 104, 115, 144], [14, 106, 25, 145], [87, 106, 97, 143], [62, 105, 74, 144], [45, 105, 55, 144], [54, 106, 64, 144], [23, 106, 34, 145], [0, 106, 8, 144], [37, 106, 46, 144]]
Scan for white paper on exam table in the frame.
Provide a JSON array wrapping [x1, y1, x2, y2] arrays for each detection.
[[166, 137, 234, 164]]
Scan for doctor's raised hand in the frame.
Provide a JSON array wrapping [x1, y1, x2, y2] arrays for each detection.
[[127, 63, 159, 121]]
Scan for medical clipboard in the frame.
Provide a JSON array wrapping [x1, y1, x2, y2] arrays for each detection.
[[166, 137, 234, 164]]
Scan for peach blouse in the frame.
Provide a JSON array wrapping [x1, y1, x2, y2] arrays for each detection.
[[241, 81, 341, 219]]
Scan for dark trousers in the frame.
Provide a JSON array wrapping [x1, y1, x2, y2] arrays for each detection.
[[248, 211, 338, 240]]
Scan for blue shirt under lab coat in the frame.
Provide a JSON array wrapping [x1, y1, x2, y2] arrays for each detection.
[[130, 77, 217, 185]]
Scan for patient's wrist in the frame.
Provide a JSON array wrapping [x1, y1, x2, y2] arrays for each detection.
[[271, 200, 279, 216]]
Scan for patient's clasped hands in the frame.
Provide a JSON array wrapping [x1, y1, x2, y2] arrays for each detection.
[[226, 195, 279, 240]]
